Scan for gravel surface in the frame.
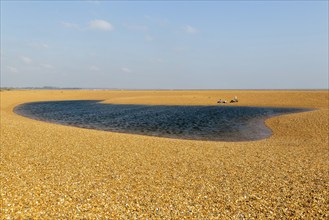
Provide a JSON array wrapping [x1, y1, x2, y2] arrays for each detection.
[[1, 90, 328, 219]]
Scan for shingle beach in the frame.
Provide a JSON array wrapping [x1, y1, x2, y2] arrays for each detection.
[[1, 90, 328, 219]]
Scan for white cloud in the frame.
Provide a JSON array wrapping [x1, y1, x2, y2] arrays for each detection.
[[121, 67, 132, 73], [41, 64, 54, 69], [29, 42, 49, 49], [89, 65, 100, 71], [21, 56, 33, 64], [145, 35, 154, 41], [88, 19, 113, 31], [63, 19, 113, 32], [7, 66, 18, 73], [183, 25, 198, 34], [62, 22, 80, 30]]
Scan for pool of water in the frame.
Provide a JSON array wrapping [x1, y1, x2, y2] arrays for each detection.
[[14, 100, 311, 141]]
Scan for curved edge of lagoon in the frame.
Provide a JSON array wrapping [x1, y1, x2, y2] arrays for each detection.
[[13, 100, 315, 142]]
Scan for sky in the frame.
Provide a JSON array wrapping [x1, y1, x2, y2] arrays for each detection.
[[1, 1, 328, 89]]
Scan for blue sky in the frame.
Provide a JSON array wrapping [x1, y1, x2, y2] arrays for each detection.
[[1, 1, 328, 89]]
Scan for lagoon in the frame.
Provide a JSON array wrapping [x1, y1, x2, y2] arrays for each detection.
[[14, 100, 309, 141]]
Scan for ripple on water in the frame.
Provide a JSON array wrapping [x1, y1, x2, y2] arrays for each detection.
[[14, 100, 311, 141]]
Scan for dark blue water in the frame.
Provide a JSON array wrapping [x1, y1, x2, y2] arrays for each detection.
[[14, 100, 310, 141]]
